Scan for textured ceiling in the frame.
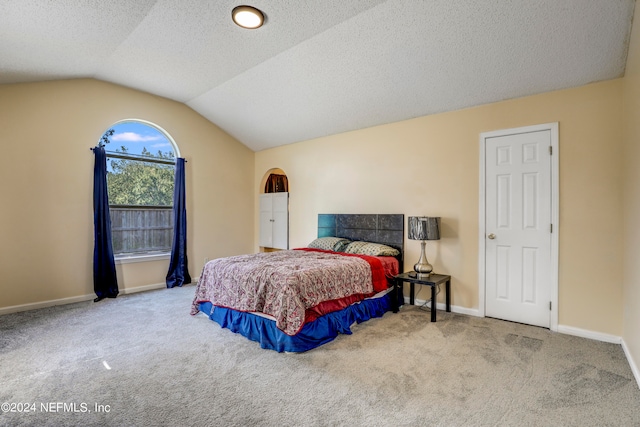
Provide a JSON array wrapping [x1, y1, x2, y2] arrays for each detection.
[[0, 0, 635, 151]]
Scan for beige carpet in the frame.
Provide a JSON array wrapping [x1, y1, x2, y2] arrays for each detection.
[[0, 285, 638, 426]]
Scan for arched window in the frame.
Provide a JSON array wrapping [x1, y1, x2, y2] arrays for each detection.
[[100, 120, 179, 256]]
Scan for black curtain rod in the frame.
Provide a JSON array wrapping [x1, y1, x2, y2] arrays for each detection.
[[89, 147, 187, 162]]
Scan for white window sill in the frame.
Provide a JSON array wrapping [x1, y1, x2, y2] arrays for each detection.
[[115, 253, 171, 265]]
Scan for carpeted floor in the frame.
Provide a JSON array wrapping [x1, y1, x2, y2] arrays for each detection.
[[0, 285, 638, 426]]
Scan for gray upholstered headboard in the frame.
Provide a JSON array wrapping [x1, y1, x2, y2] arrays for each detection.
[[317, 214, 404, 271]]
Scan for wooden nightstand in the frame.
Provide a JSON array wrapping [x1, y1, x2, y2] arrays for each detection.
[[394, 272, 451, 322]]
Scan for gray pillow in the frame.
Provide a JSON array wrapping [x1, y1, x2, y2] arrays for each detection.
[[308, 237, 352, 252]]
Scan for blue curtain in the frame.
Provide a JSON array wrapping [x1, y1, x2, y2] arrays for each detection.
[[166, 158, 191, 287], [92, 146, 119, 301]]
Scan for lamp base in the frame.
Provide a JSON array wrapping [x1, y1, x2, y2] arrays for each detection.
[[414, 240, 433, 278]]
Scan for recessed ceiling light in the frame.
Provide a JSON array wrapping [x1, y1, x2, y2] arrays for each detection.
[[232, 5, 265, 29]]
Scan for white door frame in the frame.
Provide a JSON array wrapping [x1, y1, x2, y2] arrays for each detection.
[[478, 123, 559, 331]]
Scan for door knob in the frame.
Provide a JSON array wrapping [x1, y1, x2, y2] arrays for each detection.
[[487, 233, 496, 240]]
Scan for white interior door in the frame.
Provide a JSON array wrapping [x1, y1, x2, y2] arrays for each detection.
[[484, 129, 552, 328]]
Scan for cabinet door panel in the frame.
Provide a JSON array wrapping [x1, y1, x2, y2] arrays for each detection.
[[272, 193, 289, 249], [259, 194, 273, 247]]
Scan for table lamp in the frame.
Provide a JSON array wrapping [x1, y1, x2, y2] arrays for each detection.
[[408, 216, 441, 278]]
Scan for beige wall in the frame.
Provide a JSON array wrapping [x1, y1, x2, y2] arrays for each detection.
[[0, 79, 254, 310], [622, 3, 640, 382], [0, 57, 631, 346], [255, 79, 624, 336]]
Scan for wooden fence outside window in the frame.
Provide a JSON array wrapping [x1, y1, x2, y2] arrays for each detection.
[[110, 206, 173, 255]]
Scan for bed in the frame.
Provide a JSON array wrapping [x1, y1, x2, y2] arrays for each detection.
[[191, 214, 404, 352]]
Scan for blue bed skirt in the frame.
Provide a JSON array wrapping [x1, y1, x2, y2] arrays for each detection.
[[199, 294, 392, 353]]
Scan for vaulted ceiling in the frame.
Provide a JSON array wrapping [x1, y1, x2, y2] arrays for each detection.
[[0, 0, 635, 151]]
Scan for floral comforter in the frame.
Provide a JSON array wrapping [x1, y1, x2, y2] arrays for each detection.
[[191, 249, 389, 335]]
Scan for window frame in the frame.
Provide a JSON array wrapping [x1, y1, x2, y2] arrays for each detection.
[[103, 119, 181, 262]]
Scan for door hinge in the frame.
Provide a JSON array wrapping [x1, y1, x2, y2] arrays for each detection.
[[550, 224, 553, 233], [549, 146, 553, 155], [549, 301, 552, 311]]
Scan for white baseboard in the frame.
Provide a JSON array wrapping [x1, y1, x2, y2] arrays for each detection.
[[0, 293, 96, 315], [120, 282, 166, 295], [622, 339, 640, 389], [0, 282, 167, 316], [556, 324, 622, 344], [403, 296, 481, 318]]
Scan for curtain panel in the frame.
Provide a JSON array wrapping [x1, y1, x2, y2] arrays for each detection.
[[166, 158, 191, 288], [92, 146, 119, 301]]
